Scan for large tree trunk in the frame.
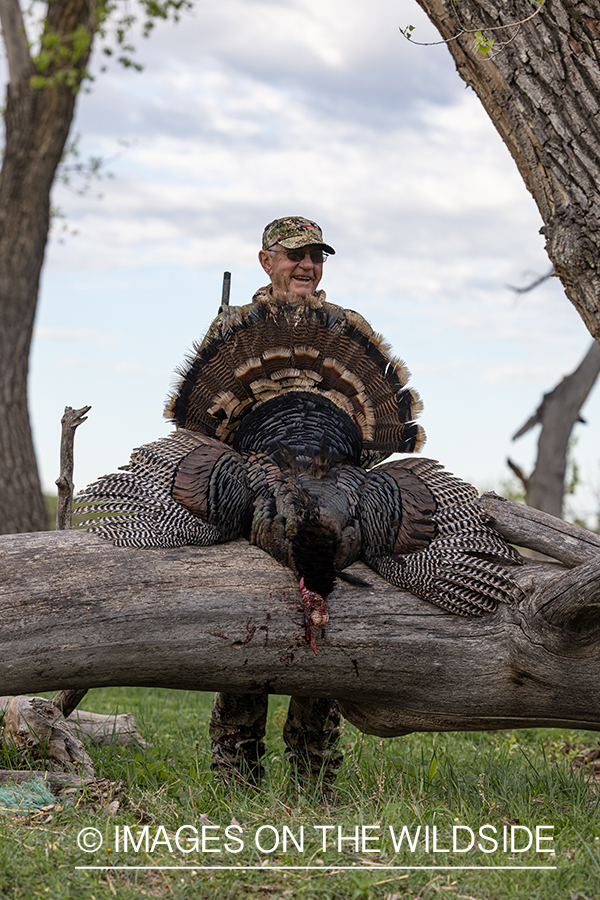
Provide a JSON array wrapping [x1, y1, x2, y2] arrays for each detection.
[[415, 0, 600, 345], [0, 0, 95, 533], [2, 497, 600, 737]]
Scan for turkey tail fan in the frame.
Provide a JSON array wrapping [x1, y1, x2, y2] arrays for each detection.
[[76, 430, 254, 548], [165, 292, 425, 459], [359, 457, 524, 616]]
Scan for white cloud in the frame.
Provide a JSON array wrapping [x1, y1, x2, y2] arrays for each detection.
[[483, 362, 578, 384], [35, 326, 121, 347], [49, 84, 535, 279], [110, 361, 169, 377]]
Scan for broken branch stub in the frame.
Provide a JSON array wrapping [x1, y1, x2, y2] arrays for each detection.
[[52, 688, 89, 719], [55, 405, 91, 531]]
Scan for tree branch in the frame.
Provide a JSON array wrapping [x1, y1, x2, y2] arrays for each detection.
[[506, 458, 529, 490], [477, 492, 600, 566], [0, 0, 31, 84], [510, 340, 600, 517], [512, 341, 600, 442], [507, 267, 555, 295]]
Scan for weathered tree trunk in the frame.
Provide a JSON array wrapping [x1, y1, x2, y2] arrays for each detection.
[[509, 339, 600, 517], [415, 0, 600, 345], [0, 0, 95, 534], [2, 499, 600, 737], [1, 695, 95, 776]]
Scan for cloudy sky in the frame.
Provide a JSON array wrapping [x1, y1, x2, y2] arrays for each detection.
[[27, 0, 600, 521]]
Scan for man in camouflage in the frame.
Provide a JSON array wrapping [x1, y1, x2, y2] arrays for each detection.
[[209, 216, 343, 790]]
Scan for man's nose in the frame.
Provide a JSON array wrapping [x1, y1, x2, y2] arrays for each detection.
[[297, 251, 314, 267]]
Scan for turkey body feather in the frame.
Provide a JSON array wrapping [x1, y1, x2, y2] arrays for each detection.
[[78, 294, 523, 653]]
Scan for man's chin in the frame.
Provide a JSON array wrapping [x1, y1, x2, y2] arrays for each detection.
[[289, 280, 315, 297]]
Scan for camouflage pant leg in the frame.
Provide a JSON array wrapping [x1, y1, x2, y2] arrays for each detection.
[[283, 697, 343, 784], [209, 691, 268, 781]]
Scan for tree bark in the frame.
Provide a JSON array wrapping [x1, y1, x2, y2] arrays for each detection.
[[509, 339, 600, 517], [0, 0, 95, 534], [2, 504, 600, 738], [414, 0, 600, 345]]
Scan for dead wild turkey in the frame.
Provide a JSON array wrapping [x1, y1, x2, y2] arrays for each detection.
[[78, 293, 523, 653]]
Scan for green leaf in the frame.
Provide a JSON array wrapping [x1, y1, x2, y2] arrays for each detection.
[[427, 756, 438, 782], [474, 30, 495, 56]]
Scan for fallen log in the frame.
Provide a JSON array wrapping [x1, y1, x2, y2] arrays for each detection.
[[1, 495, 600, 738], [0, 698, 147, 749], [68, 709, 148, 749]]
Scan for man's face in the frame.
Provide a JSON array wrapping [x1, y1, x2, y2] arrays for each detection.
[[258, 244, 323, 297]]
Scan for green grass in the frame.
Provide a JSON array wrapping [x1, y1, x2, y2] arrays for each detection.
[[45, 493, 57, 530], [1, 688, 599, 899], [45, 493, 89, 531]]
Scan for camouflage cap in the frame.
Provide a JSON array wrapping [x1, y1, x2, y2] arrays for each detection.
[[262, 216, 335, 255]]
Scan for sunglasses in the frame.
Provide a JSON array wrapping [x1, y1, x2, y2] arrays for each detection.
[[269, 247, 329, 264]]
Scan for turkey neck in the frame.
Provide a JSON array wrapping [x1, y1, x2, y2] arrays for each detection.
[[275, 466, 362, 598], [290, 495, 339, 597]]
